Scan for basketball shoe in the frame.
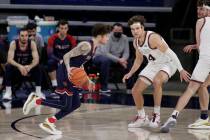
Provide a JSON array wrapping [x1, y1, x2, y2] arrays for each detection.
[[128, 115, 149, 128], [23, 92, 40, 115], [160, 117, 176, 133], [149, 113, 160, 128], [39, 118, 62, 135], [188, 117, 210, 129]]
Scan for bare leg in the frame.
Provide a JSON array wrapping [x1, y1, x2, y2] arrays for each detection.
[[128, 78, 150, 128], [149, 71, 169, 128], [175, 81, 201, 112], [49, 71, 56, 81], [49, 70, 57, 87], [198, 75, 210, 111], [131, 78, 149, 110], [160, 81, 201, 133], [152, 71, 169, 108]]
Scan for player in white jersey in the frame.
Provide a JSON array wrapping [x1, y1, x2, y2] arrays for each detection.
[[161, 2, 210, 133], [183, 0, 210, 129], [122, 15, 190, 128]]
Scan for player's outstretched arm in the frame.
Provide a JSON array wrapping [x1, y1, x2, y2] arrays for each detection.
[[150, 33, 191, 82], [122, 44, 143, 83]]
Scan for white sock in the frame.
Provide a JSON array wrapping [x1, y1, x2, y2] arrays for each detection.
[[35, 86, 41, 93], [0, 77, 3, 85], [5, 86, 12, 94], [138, 108, 146, 117], [171, 110, 179, 119], [51, 80, 57, 87], [154, 106, 160, 114]]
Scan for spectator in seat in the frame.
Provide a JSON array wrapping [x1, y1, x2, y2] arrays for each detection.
[[92, 23, 130, 92], [26, 22, 45, 58], [0, 38, 7, 92], [47, 20, 76, 90], [3, 28, 44, 100]]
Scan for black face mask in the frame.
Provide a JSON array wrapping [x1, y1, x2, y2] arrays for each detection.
[[113, 32, 122, 38]]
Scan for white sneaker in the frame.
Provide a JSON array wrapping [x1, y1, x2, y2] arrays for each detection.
[[188, 117, 210, 129], [35, 105, 42, 115], [160, 117, 176, 133], [39, 119, 62, 135], [2, 91, 12, 100], [128, 115, 149, 128], [2, 101, 12, 114], [23, 92, 39, 115], [36, 92, 46, 99], [149, 113, 160, 128]]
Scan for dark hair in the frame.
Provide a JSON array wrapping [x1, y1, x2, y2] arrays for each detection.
[[197, 0, 204, 6], [128, 15, 146, 27], [57, 19, 68, 27], [204, 0, 210, 6], [91, 23, 111, 37], [19, 27, 28, 34], [112, 23, 123, 29], [26, 22, 37, 30]]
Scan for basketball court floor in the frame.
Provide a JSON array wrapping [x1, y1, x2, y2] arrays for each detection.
[[0, 101, 209, 140]]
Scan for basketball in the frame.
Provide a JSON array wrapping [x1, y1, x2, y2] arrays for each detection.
[[68, 67, 89, 87]]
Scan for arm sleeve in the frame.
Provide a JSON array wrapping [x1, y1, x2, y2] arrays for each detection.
[[165, 48, 183, 72]]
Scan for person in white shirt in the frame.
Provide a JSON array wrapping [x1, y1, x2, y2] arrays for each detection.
[[123, 15, 190, 129], [161, 2, 210, 133]]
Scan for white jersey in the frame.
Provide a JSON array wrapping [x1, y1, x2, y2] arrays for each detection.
[[134, 31, 172, 64], [199, 17, 210, 58]]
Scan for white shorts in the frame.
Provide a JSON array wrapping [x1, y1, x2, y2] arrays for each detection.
[[191, 57, 210, 83], [139, 61, 177, 85]]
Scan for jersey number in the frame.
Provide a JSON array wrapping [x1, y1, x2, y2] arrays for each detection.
[[148, 54, 155, 61]]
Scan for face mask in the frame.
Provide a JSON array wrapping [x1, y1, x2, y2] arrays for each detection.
[[113, 32, 122, 38]]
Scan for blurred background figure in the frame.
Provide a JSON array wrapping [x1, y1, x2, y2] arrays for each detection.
[[47, 20, 76, 91], [92, 23, 131, 92]]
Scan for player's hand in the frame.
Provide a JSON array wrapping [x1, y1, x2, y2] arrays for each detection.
[[29, 36, 35, 41], [121, 63, 127, 69], [122, 72, 132, 83], [18, 65, 28, 76], [88, 80, 95, 92], [180, 69, 191, 82], [59, 60, 63, 64], [24, 65, 32, 72], [118, 58, 128, 69], [183, 45, 196, 53], [67, 67, 75, 79]]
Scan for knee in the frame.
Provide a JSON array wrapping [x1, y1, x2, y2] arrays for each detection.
[[48, 60, 57, 72], [200, 83, 208, 89], [132, 86, 142, 95], [100, 56, 111, 65], [153, 79, 163, 89]]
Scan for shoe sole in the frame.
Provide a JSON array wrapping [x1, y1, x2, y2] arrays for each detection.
[[23, 92, 35, 115], [128, 121, 149, 128], [160, 121, 176, 133], [149, 123, 159, 128], [39, 123, 62, 135], [188, 125, 210, 129]]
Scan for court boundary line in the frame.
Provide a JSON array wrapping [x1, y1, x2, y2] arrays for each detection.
[[10, 105, 129, 138]]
